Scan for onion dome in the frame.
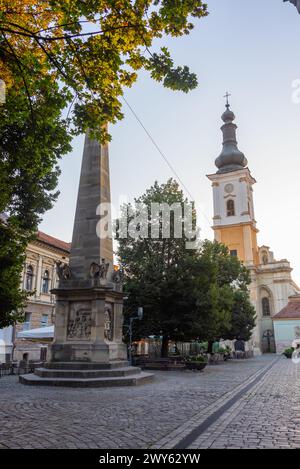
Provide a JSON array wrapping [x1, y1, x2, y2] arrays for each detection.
[[215, 103, 248, 174]]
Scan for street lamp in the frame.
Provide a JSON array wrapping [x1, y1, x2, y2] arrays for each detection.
[[124, 307, 143, 366]]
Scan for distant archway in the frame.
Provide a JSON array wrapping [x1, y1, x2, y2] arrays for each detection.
[[260, 286, 275, 353], [260, 286, 273, 316]]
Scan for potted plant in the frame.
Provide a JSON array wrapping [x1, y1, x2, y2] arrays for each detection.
[[283, 348, 294, 359], [221, 345, 232, 361], [185, 354, 208, 371]]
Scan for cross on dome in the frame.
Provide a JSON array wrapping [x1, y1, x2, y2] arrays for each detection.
[[223, 92, 231, 109]]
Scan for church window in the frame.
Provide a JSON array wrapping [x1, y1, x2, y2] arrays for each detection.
[[262, 297, 271, 317], [42, 270, 50, 294], [25, 265, 34, 291], [230, 250, 238, 257], [226, 199, 235, 217]]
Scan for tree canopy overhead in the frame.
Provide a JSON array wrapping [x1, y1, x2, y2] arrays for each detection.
[[0, 0, 208, 142]]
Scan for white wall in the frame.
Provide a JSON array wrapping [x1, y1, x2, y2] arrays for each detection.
[[0, 326, 13, 363]]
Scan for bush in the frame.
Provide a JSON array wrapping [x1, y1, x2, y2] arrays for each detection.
[[185, 354, 208, 363], [283, 348, 294, 359]]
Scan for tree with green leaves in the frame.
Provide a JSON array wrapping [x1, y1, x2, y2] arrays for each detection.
[[225, 289, 256, 342], [200, 240, 255, 350], [0, 1, 208, 326], [117, 178, 199, 356], [201, 241, 256, 342], [0, 220, 28, 326], [0, 60, 72, 327], [117, 180, 255, 357], [0, 0, 208, 141]]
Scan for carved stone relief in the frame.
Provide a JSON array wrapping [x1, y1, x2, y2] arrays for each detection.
[[104, 303, 114, 342], [67, 303, 92, 340]]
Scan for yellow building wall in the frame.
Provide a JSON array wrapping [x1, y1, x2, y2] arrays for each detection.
[[214, 223, 259, 265], [214, 225, 245, 260]]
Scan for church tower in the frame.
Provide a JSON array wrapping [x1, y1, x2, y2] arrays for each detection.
[[207, 97, 300, 354], [207, 98, 259, 267]]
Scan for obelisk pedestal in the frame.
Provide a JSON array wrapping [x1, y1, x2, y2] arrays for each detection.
[[20, 133, 153, 387]]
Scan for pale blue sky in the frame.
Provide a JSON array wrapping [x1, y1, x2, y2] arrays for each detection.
[[39, 0, 300, 282]]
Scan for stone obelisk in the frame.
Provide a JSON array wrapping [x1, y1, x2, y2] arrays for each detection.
[[69, 135, 113, 280], [20, 132, 153, 386], [48, 132, 127, 365]]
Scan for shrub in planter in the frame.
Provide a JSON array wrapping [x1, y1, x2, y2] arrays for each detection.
[[185, 354, 208, 371], [219, 345, 232, 360], [283, 348, 294, 359]]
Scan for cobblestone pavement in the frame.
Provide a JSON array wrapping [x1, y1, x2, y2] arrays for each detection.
[[0, 355, 299, 449]]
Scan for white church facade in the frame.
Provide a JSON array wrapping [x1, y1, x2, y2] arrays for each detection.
[[207, 100, 299, 353]]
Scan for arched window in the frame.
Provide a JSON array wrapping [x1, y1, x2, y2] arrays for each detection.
[[226, 199, 235, 217], [25, 265, 34, 291], [42, 270, 50, 294], [262, 297, 271, 317]]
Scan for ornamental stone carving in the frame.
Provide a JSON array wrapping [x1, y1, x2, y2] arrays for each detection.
[[90, 258, 110, 279], [104, 304, 114, 341], [111, 268, 124, 284], [55, 261, 72, 280], [224, 183, 234, 194], [67, 308, 92, 340]]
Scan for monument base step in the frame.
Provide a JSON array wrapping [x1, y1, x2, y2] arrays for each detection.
[[19, 371, 154, 388], [44, 361, 129, 370], [34, 366, 141, 379]]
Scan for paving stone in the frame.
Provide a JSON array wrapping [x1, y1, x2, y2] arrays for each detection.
[[0, 356, 299, 449], [189, 357, 300, 449]]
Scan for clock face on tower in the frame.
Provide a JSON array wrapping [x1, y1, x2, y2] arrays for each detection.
[[224, 183, 234, 194]]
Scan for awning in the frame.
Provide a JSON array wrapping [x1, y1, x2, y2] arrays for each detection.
[[17, 325, 54, 339]]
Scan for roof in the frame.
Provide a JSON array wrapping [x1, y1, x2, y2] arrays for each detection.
[[36, 231, 71, 253], [1, 213, 71, 253], [273, 296, 300, 320], [37, 231, 71, 253], [18, 325, 54, 340]]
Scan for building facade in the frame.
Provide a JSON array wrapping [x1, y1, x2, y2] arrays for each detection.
[[273, 295, 300, 353], [0, 231, 70, 363], [207, 103, 299, 353]]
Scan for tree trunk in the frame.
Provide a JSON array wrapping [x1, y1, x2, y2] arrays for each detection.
[[207, 340, 213, 355], [161, 335, 169, 358]]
